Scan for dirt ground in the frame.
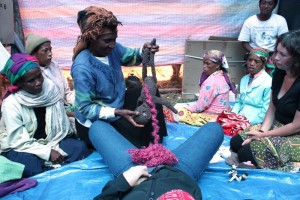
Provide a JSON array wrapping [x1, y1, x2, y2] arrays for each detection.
[[122, 65, 196, 105]]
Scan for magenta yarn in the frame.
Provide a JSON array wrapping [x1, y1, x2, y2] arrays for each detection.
[[128, 84, 178, 167]]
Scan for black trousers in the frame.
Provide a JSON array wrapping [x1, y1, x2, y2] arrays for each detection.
[[230, 134, 257, 165], [76, 86, 167, 148]]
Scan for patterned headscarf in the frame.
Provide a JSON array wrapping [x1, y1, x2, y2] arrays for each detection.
[[245, 48, 275, 76], [203, 50, 229, 69], [1, 53, 39, 85], [73, 6, 122, 60], [248, 48, 269, 63], [200, 50, 237, 94]]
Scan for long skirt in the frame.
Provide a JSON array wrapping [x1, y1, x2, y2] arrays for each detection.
[[239, 122, 300, 172]]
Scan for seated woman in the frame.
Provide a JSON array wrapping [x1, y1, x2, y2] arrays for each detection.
[[229, 30, 300, 172], [231, 48, 272, 125], [72, 6, 167, 149], [92, 122, 224, 199], [25, 33, 76, 132], [25, 33, 74, 108], [166, 50, 236, 126], [0, 53, 91, 177]]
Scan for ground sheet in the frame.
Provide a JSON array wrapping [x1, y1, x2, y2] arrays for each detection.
[[3, 123, 300, 200]]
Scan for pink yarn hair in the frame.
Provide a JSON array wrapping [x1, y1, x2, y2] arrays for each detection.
[[128, 84, 178, 167]]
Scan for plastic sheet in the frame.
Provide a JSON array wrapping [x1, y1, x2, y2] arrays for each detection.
[[2, 123, 300, 200]]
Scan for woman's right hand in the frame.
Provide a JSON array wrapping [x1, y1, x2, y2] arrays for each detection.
[[123, 166, 151, 187], [115, 109, 144, 127], [242, 130, 264, 146], [50, 149, 65, 164]]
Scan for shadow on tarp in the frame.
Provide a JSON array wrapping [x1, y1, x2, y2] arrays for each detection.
[[2, 123, 300, 200]]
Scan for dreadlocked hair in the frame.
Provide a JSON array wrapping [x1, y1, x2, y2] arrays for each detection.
[[73, 6, 122, 60]]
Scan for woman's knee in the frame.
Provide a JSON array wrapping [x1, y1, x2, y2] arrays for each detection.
[[230, 134, 244, 153], [202, 122, 224, 141], [89, 120, 118, 149], [89, 120, 108, 140], [237, 144, 257, 165]]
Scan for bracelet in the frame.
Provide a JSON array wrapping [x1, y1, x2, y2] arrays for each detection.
[[258, 130, 264, 132]]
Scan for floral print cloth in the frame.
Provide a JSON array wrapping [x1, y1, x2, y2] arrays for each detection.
[[239, 122, 300, 172], [187, 70, 230, 113]]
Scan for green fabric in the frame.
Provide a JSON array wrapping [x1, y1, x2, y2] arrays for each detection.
[[1, 58, 38, 85], [239, 122, 300, 172], [249, 49, 269, 60], [241, 48, 275, 77], [0, 156, 24, 183]]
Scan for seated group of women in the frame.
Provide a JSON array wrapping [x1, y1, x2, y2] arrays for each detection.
[[167, 31, 300, 172], [0, 6, 224, 199], [167, 47, 272, 126], [0, 5, 299, 199]]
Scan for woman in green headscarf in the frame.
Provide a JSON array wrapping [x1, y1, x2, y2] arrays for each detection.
[[230, 31, 300, 171], [0, 53, 91, 177], [231, 48, 272, 125]]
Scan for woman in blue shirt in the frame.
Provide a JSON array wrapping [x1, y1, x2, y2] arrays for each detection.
[[71, 6, 167, 150]]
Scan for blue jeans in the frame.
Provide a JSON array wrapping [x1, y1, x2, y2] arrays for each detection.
[[89, 122, 224, 181]]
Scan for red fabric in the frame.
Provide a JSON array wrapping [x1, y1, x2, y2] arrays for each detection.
[[158, 189, 195, 200], [216, 110, 251, 136], [2, 85, 20, 99]]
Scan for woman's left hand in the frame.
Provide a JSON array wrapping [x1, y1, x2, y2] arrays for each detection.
[[115, 109, 144, 127], [242, 131, 264, 146]]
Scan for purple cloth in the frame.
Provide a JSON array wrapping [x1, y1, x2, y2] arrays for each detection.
[[0, 178, 37, 197], [9, 53, 38, 75]]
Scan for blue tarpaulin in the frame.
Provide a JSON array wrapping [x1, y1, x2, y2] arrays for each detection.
[[2, 123, 300, 200]]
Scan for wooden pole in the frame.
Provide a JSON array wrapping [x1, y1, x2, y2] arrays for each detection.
[[11, 0, 25, 53]]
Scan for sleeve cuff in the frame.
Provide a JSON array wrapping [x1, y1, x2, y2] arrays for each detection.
[[116, 174, 132, 191], [139, 45, 144, 56], [99, 107, 116, 119]]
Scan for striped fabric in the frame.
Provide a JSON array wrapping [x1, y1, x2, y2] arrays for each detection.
[[19, 0, 259, 68]]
